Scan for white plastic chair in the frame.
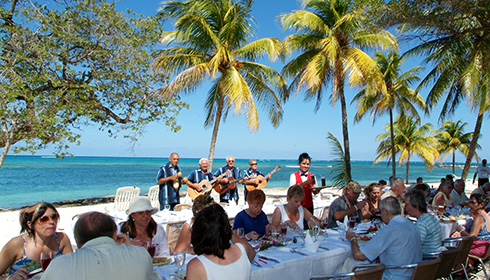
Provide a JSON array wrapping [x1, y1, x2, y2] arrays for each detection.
[[114, 186, 140, 212], [147, 185, 160, 209]]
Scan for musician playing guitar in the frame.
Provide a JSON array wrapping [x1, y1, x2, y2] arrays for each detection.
[[241, 159, 270, 201], [290, 153, 319, 228], [214, 155, 241, 205], [156, 152, 182, 211], [186, 158, 213, 193]]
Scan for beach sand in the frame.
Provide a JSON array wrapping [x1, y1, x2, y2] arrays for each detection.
[[0, 180, 479, 252]]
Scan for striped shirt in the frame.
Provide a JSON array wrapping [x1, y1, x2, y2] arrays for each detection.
[[417, 213, 443, 254]]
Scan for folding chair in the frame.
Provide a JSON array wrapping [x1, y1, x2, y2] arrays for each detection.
[[309, 264, 385, 280], [433, 247, 461, 280], [468, 239, 490, 279], [442, 236, 476, 280], [147, 185, 160, 209], [114, 186, 140, 212]]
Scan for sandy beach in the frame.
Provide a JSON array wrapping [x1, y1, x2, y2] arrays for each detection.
[[0, 180, 479, 253]]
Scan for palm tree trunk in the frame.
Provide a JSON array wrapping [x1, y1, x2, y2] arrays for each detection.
[[207, 92, 225, 172], [337, 71, 351, 181], [389, 109, 396, 177], [461, 112, 483, 179], [452, 150, 455, 175], [406, 153, 410, 184]]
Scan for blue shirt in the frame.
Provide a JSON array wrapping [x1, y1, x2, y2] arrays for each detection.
[[156, 163, 181, 204], [360, 215, 423, 280], [233, 209, 269, 236], [187, 169, 214, 184], [416, 213, 443, 254], [214, 166, 240, 200]]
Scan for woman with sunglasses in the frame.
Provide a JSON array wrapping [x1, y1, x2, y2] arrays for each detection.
[[0, 202, 72, 280], [452, 194, 490, 258], [361, 182, 381, 220], [119, 196, 169, 256]]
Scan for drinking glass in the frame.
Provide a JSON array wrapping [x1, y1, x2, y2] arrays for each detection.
[[164, 204, 171, 212], [348, 216, 356, 230], [313, 225, 320, 236], [236, 228, 245, 239], [437, 205, 445, 216], [321, 218, 328, 229], [281, 223, 288, 235], [271, 228, 280, 241], [174, 252, 186, 273], [146, 241, 156, 258], [40, 251, 52, 271]]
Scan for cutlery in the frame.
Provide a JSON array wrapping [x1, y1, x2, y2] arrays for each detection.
[[257, 254, 280, 263], [319, 246, 330, 250], [252, 260, 262, 267], [290, 248, 307, 256]]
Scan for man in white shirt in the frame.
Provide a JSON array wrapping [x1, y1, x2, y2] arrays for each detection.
[[41, 211, 161, 280], [451, 179, 469, 205], [473, 159, 490, 187]]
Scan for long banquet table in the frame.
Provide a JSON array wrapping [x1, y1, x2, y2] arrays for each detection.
[[153, 229, 351, 280]]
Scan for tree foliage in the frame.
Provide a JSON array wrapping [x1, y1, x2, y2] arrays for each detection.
[[0, 0, 188, 167]]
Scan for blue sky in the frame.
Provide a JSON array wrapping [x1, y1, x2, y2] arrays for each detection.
[[12, 0, 489, 163]]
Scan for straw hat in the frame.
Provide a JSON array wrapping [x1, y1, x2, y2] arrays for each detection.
[[127, 196, 158, 215]]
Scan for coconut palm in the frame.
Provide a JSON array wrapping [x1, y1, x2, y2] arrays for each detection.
[[326, 131, 347, 188], [352, 50, 426, 177], [280, 0, 397, 181], [375, 116, 439, 184], [437, 120, 478, 175], [154, 0, 286, 169]]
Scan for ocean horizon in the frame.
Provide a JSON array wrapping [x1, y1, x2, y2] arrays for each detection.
[[0, 155, 474, 209]]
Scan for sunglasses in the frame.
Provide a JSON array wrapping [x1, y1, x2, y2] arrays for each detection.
[[250, 163, 257, 166], [227, 160, 235, 162], [38, 213, 59, 224]]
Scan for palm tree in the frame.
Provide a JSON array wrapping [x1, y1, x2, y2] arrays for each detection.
[[437, 120, 478, 175], [326, 131, 347, 187], [280, 0, 397, 181], [375, 116, 439, 184], [154, 0, 286, 170], [352, 50, 426, 178]]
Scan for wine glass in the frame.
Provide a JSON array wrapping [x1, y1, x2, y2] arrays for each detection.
[[146, 241, 156, 258], [174, 252, 186, 273], [164, 204, 171, 212], [236, 228, 245, 239], [40, 251, 52, 271], [348, 216, 356, 230], [281, 223, 288, 235]]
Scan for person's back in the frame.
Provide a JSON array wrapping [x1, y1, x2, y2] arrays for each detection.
[[416, 213, 442, 254], [197, 243, 250, 280], [42, 236, 159, 280]]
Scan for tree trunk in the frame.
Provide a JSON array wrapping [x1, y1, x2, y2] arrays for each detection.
[[389, 109, 396, 177], [406, 153, 410, 184], [452, 150, 455, 175], [207, 93, 225, 172], [0, 141, 11, 168], [461, 112, 483, 179], [337, 70, 351, 181]]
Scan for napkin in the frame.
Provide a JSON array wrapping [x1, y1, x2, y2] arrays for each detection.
[[303, 231, 321, 253]]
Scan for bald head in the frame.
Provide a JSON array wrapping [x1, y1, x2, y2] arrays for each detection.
[[74, 211, 117, 248]]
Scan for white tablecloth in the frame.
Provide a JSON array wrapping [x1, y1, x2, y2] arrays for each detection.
[[154, 229, 351, 280]]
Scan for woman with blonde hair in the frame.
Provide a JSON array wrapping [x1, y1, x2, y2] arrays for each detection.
[[0, 203, 72, 279]]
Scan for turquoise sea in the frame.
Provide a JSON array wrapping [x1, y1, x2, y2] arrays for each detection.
[[0, 155, 470, 209]]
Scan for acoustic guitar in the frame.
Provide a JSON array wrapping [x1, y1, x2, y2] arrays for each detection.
[[186, 172, 228, 200], [214, 176, 246, 195], [245, 166, 281, 192]]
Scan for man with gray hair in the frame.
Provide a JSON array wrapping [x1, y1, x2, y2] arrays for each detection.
[[41, 212, 161, 280], [451, 179, 469, 205], [381, 177, 406, 212], [186, 158, 214, 194], [346, 197, 422, 279]]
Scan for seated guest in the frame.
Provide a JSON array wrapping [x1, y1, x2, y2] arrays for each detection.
[[413, 183, 430, 198], [326, 180, 366, 228], [404, 190, 442, 254], [186, 204, 255, 280], [471, 182, 490, 196], [0, 203, 73, 279], [346, 197, 423, 280], [271, 185, 320, 231], [233, 190, 271, 240], [451, 179, 469, 205], [361, 182, 381, 220], [41, 211, 161, 280], [174, 194, 216, 254], [431, 181, 452, 207], [452, 194, 490, 258], [380, 177, 406, 211], [119, 196, 169, 256]]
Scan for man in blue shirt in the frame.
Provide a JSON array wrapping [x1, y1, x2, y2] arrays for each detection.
[[186, 158, 214, 199], [214, 156, 241, 204], [346, 196, 423, 280], [156, 152, 182, 210]]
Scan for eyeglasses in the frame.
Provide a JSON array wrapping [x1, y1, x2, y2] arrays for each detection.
[[227, 160, 235, 162], [38, 213, 59, 224], [469, 201, 478, 205], [250, 163, 257, 166]]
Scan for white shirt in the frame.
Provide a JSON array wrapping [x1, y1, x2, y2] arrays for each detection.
[[40, 236, 161, 280], [476, 165, 490, 179], [196, 243, 251, 280], [450, 189, 469, 205]]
